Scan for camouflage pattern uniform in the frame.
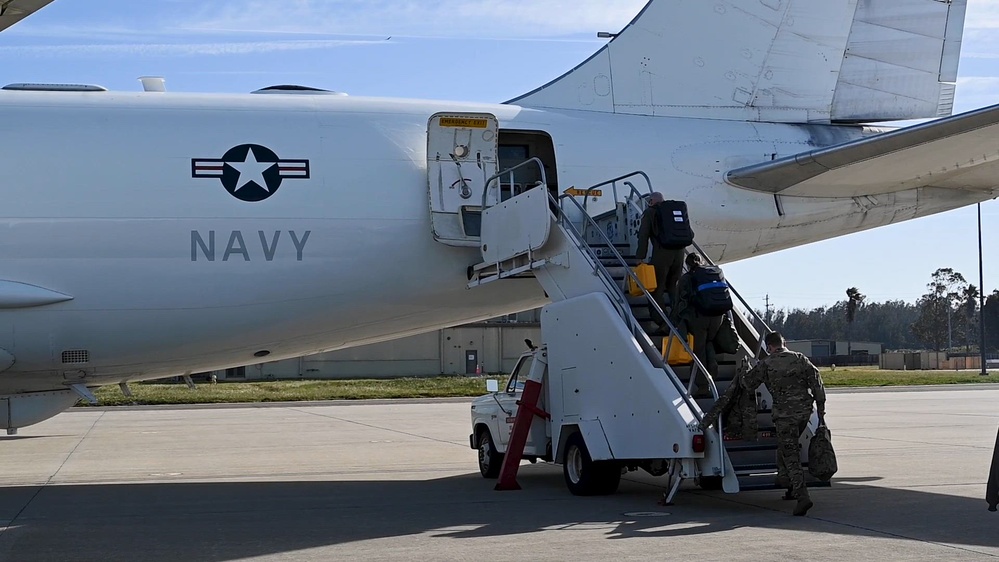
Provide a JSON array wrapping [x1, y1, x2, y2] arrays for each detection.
[[699, 365, 758, 441], [673, 267, 723, 384], [742, 347, 826, 502], [637, 204, 684, 322]]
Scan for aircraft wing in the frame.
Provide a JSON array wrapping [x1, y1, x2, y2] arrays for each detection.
[[0, 0, 54, 33], [725, 104, 999, 198]]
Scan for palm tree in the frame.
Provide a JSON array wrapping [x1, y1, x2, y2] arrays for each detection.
[[963, 285, 980, 353], [846, 287, 866, 356]]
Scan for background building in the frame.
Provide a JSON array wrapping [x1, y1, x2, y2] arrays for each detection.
[[213, 310, 541, 381], [785, 339, 882, 367]]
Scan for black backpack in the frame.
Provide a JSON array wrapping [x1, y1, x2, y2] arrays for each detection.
[[690, 265, 733, 316], [654, 200, 694, 249]]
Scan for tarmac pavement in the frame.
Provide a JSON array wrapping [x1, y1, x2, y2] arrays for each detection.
[[0, 386, 997, 561]]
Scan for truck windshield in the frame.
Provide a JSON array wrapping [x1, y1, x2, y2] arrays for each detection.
[[505, 355, 530, 393]]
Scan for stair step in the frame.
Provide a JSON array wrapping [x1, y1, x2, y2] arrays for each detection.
[[588, 242, 633, 252], [725, 442, 778, 453], [727, 445, 782, 468], [735, 474, 831, 492], [604, 266, 632, 279], [733, 462, 780, 475], [602, 258, 642, 267]]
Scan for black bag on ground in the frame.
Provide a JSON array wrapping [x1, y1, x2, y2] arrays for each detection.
[[690, 265, 733, 316], [808, 425, 838, 482], [713, 312, 739, 354], [655, 200, 694, 249]]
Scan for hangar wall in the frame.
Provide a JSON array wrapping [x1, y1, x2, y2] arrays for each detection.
[[219, 317, 542, 381]]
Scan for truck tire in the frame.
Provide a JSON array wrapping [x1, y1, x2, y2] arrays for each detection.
[[562, 432, 621, 496], [477, 428, 503, 479]]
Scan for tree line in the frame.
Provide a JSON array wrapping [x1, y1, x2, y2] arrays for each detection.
[[760, 268, 999, 352]]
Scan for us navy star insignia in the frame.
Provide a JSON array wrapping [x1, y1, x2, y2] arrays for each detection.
[[191, 144, 310, 202]]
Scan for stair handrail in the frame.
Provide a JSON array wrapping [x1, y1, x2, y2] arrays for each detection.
[[549, 194, 643, 331], [556, 192, 721, 409], [557, 192, 726, 474], [565, 171, 654, 240], [623, 181, 652, 216], [690, 240, 773, 360], [481, 157, 548, 211], [578, 170, 654, 212], [623, 189, 772, 362]]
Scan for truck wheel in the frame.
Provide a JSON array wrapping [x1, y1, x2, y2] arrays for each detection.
[[563, 432, 621, 496], [478, 429, 503, 479]]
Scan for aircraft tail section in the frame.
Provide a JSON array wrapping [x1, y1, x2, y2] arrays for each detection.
[[0, 1, 56, 33], [508, 0, 967, 124]]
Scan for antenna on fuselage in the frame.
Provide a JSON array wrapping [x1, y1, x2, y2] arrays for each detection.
[[138, 76, 166, 92]]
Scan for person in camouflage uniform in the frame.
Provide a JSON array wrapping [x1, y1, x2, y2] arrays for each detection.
[[740, 331, 825, 516], [673, 253, 724, 394], [698, 359, 758, 441]]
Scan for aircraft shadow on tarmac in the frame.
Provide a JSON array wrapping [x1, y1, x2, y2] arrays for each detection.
[[0, 465, 994, 561]]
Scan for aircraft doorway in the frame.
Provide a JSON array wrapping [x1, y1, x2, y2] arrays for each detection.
[[496, 130, 559, 204]]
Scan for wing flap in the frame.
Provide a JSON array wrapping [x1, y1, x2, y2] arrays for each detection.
[[0, 0, 54, 33], [726, 104, 999, 198]]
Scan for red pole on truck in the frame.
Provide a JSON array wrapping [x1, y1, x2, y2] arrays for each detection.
[[495, 349, 550, 491]]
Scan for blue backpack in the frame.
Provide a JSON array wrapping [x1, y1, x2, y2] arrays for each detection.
[[690, 265, 733, 316]]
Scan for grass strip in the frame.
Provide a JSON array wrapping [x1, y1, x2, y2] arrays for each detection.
[[820, 368, 999, 387], [76, 370, 999, 407], [83, 377, 491, 407]]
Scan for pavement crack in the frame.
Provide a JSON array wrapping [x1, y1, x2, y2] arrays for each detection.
[[0, 411, 105, 541], [835, 432, 995, 451], [289, 408, 467, 448]]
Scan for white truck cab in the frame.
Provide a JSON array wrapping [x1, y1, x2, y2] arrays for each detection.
[[469, 351, 551, 478]]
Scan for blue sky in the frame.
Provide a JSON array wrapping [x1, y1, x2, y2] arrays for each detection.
[[3, 0, 999, 312]]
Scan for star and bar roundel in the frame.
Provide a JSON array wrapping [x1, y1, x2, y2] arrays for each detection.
[[191, 144, 310, 202]]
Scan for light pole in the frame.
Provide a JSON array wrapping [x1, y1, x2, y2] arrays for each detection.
[[948, 305, 953, 351], [980, 202, 988, 376]]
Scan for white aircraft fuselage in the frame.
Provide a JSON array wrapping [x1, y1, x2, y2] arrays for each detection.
[[0, 90, 985, 395]]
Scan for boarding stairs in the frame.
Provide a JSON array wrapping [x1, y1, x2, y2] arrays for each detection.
[[467, 160, 825, 500]]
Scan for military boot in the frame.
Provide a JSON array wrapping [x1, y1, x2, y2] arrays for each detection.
[[793, 493, 814, 516]]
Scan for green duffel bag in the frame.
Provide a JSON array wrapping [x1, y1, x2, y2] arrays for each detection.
[[713, 312, 739, 355], [808, 424, 838, 482]]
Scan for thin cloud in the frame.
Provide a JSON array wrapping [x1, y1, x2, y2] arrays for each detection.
[[962, 2, 999, 30], [186, 0, 646, 38], [0, 39, 386, 58], [3, 24, 151, 39]]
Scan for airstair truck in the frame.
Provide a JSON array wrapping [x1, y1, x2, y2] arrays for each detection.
[[464, 159, 823, 502]]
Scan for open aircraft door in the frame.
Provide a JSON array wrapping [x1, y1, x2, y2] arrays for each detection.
[[427, 113, 499, 247]]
